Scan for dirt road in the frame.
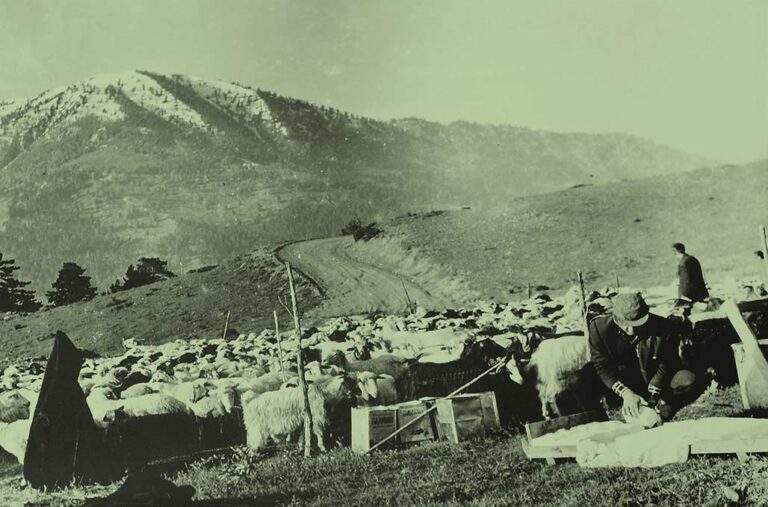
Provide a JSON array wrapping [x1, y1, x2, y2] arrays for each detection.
[[277, 236, 448, 317]]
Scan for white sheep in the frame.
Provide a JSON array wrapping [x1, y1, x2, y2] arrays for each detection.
[[191, 387, 236, 418], [352, 371, 398, 406], [244, 374, 356, 452], [525, 334, 589, 419], [0, 418, 32, 464], [86, 387, 120, 427], [153, 379, 209, 408], [238, 371, 295, 404], [0, 390, 31, 423], [120, 383, 157, 399], [113, 393, 192, 418]]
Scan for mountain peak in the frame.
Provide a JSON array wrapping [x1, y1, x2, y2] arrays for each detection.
[[0, 71, 287, 145]]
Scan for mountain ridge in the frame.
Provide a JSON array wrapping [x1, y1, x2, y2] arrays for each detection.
[[0, 70, 714, 294]]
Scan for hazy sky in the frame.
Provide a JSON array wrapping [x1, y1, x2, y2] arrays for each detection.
[[1, 0, 766, 163]]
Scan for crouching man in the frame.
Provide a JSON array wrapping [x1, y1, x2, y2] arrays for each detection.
[[570, 292, 702, 423]]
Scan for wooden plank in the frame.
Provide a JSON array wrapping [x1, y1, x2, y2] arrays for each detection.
[[521, 439, 578, 459], [525, 410, 608, 440], [691, 438, 768, 455], [724, 299, 768, 386]]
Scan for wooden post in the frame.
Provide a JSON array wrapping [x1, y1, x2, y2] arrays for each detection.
[[286, 262, 313, 457], [615, 274, 620, 292], [577, 271, 591, 360], [274, 310, 285, 373], [221, 310, 231, 340], [527, 282, 532, 299], [760, 225, 768, 284]]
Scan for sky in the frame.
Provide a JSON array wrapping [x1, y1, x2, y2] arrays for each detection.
[[0, 0, 766, 163]]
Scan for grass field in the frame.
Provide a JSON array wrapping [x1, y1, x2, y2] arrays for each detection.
[[0, 249, 320, 366], [387, 161, 768, 301], [2, 386, 764, 506]]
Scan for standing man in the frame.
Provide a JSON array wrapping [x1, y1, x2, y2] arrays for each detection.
[[673, 242, 708, 302]]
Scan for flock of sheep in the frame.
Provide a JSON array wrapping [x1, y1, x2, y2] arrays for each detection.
[[0, 279, 758, 473]]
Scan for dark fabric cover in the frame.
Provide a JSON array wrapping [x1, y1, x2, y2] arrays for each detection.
[[23, 331, 106, 490], [678, 254, 709, 302]]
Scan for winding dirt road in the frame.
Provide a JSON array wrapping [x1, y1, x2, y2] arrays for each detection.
[[277, 236, 448, 317]]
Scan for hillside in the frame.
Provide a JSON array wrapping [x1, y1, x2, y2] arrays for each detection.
[[385, 160, 768, 299], [0, 249, 320, 364], [0, 71, 711, 294]]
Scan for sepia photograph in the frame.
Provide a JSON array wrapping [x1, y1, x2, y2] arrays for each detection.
[[0, 1, 767, 505]]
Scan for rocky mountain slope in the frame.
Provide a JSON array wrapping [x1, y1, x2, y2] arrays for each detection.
[[0, 71, 711, 293]]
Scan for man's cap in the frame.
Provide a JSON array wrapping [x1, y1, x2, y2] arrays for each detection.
[[612, 292, 650, 327]]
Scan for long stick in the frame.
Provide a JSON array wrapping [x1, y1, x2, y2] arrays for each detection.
[[286, 262, 313, 457], [578, 271, 591, 360], [274, 310, 285, 373], [365, 359, 506, 454], [760, 225, 768, 284], [221, 310, 231, 340]]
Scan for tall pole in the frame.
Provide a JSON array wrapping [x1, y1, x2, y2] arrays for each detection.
[[760, 225, 768, 285], [274, 310, 285, 373], [578, 270, 591, 360], [221, 310, 231, 340], [286, 262, 313, 457]]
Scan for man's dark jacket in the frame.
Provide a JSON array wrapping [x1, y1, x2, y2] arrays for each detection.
[[588, 314, 688, 397], [678, 254, 708, 302]]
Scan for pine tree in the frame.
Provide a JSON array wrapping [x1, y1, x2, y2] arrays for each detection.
[[0, 252, 41, 312], [46, 262, 98, 306], [110, 257, 176, 293]]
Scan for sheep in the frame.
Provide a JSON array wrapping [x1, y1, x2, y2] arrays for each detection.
[[0, 418, 32, 464], [323, 352, 415, 379], [0, 390, 31, 423], [190, 387, 237, 419], [237, 371, 295, 404], [153, 379, 209, 408], [351, 371, 398, 406], [87, 387, 120, 427], [515, 334, 589, 419], [111, 393, 193, 418], [120, 383, 157, 399], [244, 374, 357, 452]]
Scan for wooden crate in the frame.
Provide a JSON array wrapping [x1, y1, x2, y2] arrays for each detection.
[[396, 400, 435, 444], [436, 394, 486, 444], [351, 406, 397, 453]]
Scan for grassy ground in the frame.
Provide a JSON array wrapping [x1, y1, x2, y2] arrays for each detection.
[[168, 386, 768, 507], [0, 248, 320, 365], [387, 161, 768, 301], [5, 386, 763, 506]]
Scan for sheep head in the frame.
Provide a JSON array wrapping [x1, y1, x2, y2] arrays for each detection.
[[355, 372, 380, 402]]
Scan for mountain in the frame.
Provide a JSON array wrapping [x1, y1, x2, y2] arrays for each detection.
[[0, 71, 711, 293]]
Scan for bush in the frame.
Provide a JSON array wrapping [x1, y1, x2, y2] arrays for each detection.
[[111, 257, 176, 293]]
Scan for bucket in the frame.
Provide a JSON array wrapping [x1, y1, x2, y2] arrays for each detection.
[[731, 339, 768, 410]]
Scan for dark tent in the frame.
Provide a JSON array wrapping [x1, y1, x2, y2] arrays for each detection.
[[23, 331, 110, 489]]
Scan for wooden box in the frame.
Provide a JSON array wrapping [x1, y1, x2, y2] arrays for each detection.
[[351, 406, 397, 453], [435, 394, 486, 444], [396, 400, 435, 444], [477, 391, 501, 430]]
